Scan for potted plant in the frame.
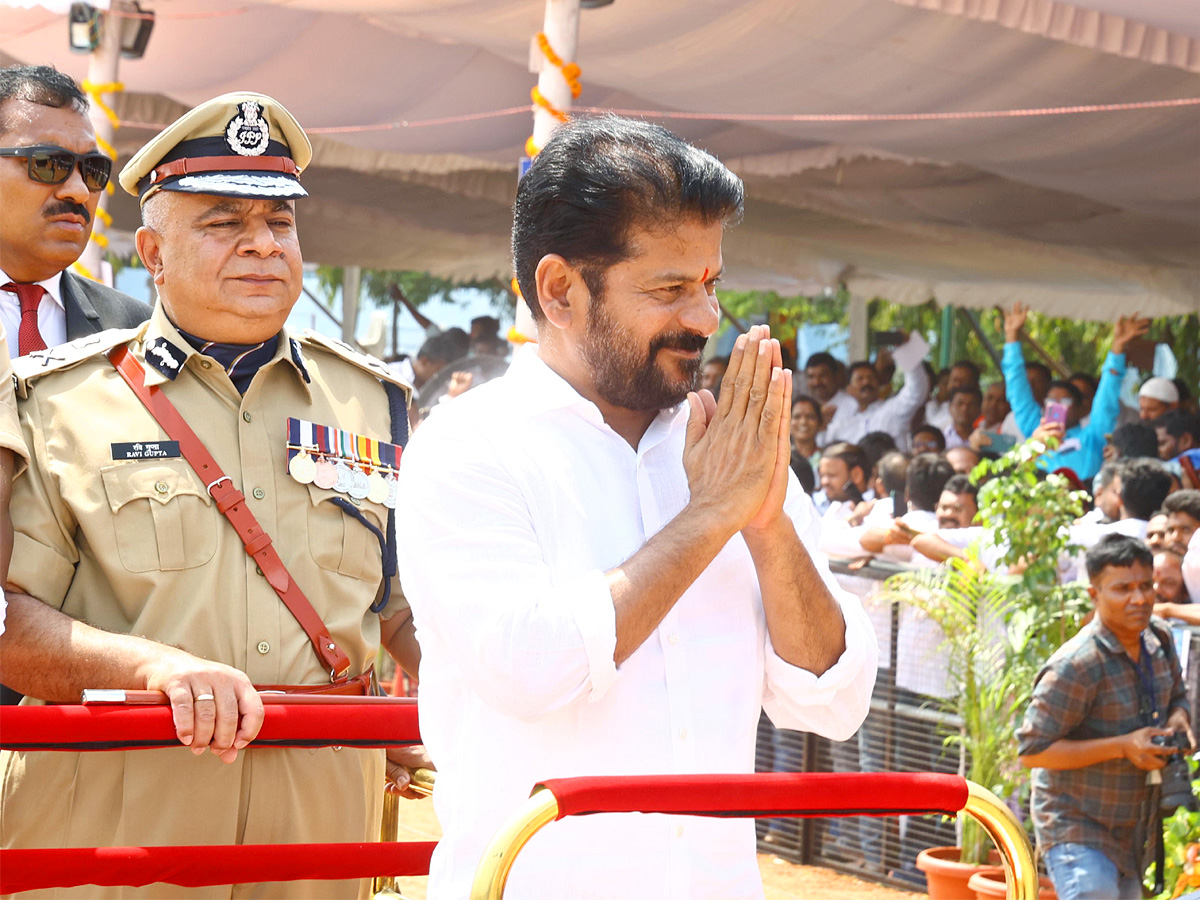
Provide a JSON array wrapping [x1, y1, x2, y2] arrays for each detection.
[[880, 437, 1091, 898]]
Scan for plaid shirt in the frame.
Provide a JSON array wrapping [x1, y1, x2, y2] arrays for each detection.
[[1017, 617, 1188, 878]]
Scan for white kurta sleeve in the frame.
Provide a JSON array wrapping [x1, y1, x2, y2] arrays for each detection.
[[761, 482, 879, 741], [397, 409, 619, 721]]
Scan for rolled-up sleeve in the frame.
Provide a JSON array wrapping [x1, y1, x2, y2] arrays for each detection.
[[762, 484, 878, 740], [397, 412, 619, 721], [1017, 658, 1093, 756]]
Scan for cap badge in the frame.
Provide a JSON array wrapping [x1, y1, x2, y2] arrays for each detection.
[[226, 101, 270, 157]]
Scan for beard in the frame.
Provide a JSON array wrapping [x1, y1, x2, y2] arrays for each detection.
[[582, 295, 707, 412]]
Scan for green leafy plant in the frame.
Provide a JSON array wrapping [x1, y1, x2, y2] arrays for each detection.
[[1148, 795, 1200, 899], [882, 435, 1092, 865]]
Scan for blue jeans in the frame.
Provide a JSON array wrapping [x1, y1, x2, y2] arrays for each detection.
[[1044, 843, 1143, 900]]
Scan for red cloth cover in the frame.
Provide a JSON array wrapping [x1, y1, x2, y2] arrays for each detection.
[[0, 701, 421, 751], [0, 841, 438, 894], [536, 772, 969, 820]]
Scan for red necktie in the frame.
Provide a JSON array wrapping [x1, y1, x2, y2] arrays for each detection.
[[3, 282, 48, 356]]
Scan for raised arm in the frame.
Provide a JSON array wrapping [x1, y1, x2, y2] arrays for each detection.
[[1001, 304, 1042, 438], [1083, 316, 1146, 441]]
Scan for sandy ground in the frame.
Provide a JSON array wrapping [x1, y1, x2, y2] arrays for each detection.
[[387, 796, 916, 900]]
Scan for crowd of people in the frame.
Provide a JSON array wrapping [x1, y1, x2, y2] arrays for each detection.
[[0, 59, 1197, 900]]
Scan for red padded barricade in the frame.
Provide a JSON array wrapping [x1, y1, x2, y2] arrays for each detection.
[[537, 772, 970, 820]]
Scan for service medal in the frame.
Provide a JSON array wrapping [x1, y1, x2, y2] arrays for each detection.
[[349, 469, 371, 500], [313, 458, 338, 490], [289, 450, 316, 484], [333, 460, 354, 494], [366, 470, 389, 504], [384, 472, 399, 509]]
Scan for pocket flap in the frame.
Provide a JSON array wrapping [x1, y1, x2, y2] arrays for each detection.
[[101, 460, 211, 512]]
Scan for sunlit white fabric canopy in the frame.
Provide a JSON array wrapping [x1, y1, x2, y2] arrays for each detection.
[[2, 0, 1198, 319]]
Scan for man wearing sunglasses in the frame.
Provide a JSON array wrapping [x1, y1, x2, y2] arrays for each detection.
[[0, 65, 148, 362]]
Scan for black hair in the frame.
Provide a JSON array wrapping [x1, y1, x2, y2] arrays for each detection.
[[0, 65, 88, 134], [1094, 460, 1121, 491], [417, 330, 466, 364], [943, 473, 978, 500], [907, 452, 954, 512], [1110, 422, 1160, 460], [847, 361, 876, 379], [804, 352, 838, 373], [1155, 410, 1200, 444], [1069, 371, 1099, 394], [1047, 380, 1084, 407], [512, 115, 743, 321], [947, 385, 983, 404], [859, 431, 898, 472], [950, 360, 982, 383], [1025, 362, 1052, 384], [791, 394, 823, 426], [911, 424, 947, 453], [823, 442, 867, 480], [789, 451, 816, 495], [1118, 458, 1173, 521], [1085, 533, 1153, 581], [1164, 490, 1200, 524], [1173, 379, 1193, 402], [877, 451, 910, 496]]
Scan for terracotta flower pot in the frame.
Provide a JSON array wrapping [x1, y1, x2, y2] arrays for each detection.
[[967, 865, 1058, 899], [916, 846, 1000, 900]]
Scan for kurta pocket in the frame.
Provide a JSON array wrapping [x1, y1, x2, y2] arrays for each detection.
[[101, 460, 217, 572]]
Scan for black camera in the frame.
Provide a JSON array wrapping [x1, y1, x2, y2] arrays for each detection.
[[1152, 732, 1197, 813]]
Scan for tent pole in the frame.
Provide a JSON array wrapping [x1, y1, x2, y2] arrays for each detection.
[[77, 1, 127, 283], [530, 0, 581, 152], [956, 308, 1003, 373], [939, 304, 955, 369], [848, 295, 868, 361]]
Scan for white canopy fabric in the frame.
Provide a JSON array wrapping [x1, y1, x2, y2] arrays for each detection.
[[2, 0, 1198, 320]]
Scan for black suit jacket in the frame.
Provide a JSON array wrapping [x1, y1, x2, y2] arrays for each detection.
[[61, 270, 151, 341]]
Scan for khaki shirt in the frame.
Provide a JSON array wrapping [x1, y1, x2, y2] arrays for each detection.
[[2, 304, 410, 899], [0, 320, 27, 474]]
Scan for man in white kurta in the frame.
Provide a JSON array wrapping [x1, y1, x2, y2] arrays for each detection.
[[396, 116, 877, 900]]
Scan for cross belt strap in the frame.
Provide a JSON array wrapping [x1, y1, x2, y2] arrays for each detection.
[[108, 344, 351, 680]]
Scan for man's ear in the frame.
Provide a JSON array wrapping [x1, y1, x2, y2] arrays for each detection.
[[135, 226, 166, 287], [534, 254, 587, 332], [852, 466, 866, 489]]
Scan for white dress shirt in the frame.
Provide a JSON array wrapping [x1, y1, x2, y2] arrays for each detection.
[[823, 334, 931, 450], [0, 267, 67, 358], [397, 349, 878, 900]]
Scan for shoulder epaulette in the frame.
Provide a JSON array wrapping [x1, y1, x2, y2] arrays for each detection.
[[12, 327, 140, 400], [295, 330, 412, 397]]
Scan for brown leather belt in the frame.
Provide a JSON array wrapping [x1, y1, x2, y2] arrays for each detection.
[[109, 344, 352, 681]]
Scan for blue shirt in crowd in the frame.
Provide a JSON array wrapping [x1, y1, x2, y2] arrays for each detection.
[[1002, 341, 1125, 482]]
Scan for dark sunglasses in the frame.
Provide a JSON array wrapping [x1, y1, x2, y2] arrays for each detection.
[[0, 145, 112, 191]]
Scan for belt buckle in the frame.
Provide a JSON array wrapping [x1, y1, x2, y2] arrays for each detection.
[[206, 475, 232, 497]]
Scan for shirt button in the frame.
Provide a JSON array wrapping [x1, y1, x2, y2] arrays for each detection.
[[257, 641, 270, 655], [668, 634, 680, 645], [252, 487, 265, 500], [200, 360, 212, 369], [679, 728, 688, 740], [675, 824, 685, 838], [154, 481, 169, 494], [242, 411, 253, 423]]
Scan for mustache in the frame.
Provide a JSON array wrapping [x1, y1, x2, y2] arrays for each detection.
[[45, 200, 91, 224], [650, 331, 708, 355]]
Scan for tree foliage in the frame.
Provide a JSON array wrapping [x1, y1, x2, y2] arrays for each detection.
[[713, 288, 1198, 386], [313, 266, 514, 313]]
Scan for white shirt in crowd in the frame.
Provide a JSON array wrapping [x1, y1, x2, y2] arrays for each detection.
[[0, 268, 67, 359], [396, 349, 878, 900], [925, 398, 951, 432], [823, 334, 931, 451], [1184, 530, 1200, 606]]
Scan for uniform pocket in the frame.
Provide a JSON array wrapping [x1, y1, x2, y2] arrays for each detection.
[[305, 484, 387, 582], [101, 460, 217, 572]]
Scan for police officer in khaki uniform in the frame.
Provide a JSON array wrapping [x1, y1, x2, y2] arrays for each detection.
[[0, 93, 423, 899], [1, 319, 28, 626]]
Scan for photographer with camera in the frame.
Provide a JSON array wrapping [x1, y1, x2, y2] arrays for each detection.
[[1018, 533, 1195, 900]]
